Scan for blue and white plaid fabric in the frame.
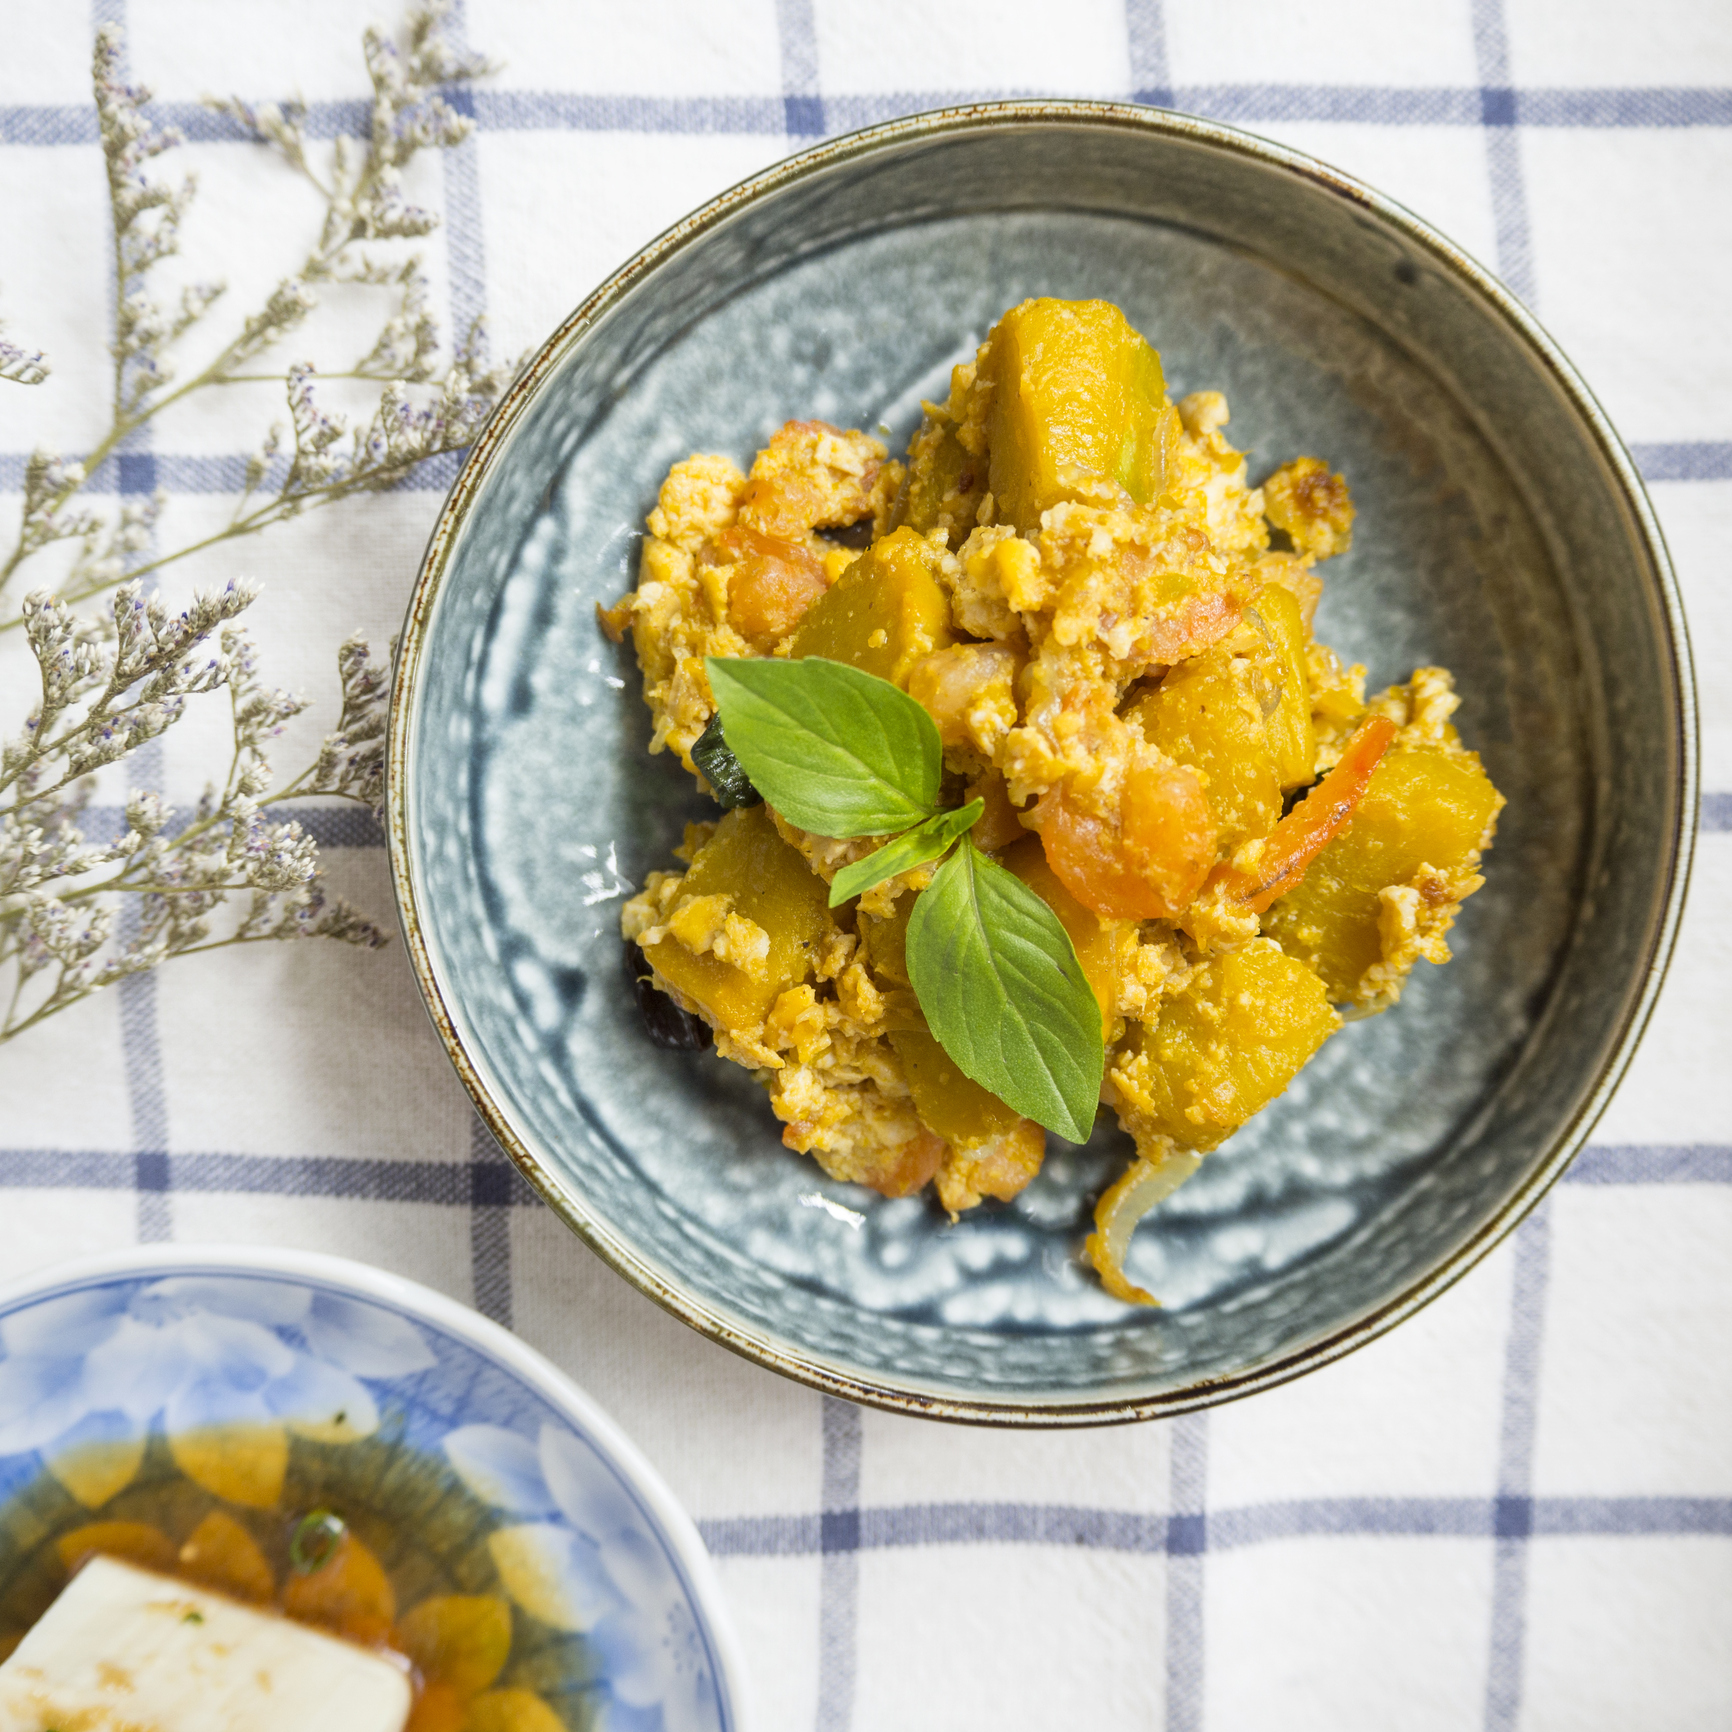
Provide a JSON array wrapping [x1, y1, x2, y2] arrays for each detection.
[[2, 2, 1728, 1726]]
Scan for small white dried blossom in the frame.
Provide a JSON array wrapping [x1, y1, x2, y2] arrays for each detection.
[[94, 26, 200, 415], [0, 292, 49, 385], [1, 584, 393, 1044]]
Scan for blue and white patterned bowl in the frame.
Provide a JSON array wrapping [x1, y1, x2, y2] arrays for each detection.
[[389, 103, 1693, 1424], [0, 1245, 750, 1732]]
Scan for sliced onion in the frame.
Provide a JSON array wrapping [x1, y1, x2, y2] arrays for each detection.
[[1084, 1142, 1203, 1306]]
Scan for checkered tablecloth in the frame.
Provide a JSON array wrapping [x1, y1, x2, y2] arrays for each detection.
[[2, 2, 1729, 1727]]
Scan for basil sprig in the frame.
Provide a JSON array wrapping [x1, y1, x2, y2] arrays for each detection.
[[827, 799, 983, 909], [705, 656, 939, 836], [706, 654, 1105, 1142], [907, 841, 1104, 1143]]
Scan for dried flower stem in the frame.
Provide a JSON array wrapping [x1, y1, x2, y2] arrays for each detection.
[[0, 583, 391, 1044], [0, 2, 505, 1042], [0, 1, 515, 624]]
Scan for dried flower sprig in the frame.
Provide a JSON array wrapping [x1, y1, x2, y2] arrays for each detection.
[[0, 1, 516, 622], [0, 581, 390, 1044], [0, 292, 49, 386], [0, 3, 506, 1041]]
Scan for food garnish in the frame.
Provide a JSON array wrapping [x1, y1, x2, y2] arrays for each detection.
[[289, 1507, 347, 1576], [705, 654, 942, 838], [707, 654, 1103, 1136], [689, 712, 762, 810], [907, 839, 1104, 1143]]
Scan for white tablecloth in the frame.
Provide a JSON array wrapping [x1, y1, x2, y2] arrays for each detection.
[[2, 2, 1729, 1727]]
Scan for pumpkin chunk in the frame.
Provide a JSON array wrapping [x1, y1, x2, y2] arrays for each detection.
[[1112, 941, 1338, 1152], [1264, 741, 1503, 1006], [889, 1027, 1027, 1149], [981, 297, 1182, 532], [640, 805, 835, 1031], [1126, 639, 1283, 853], [787, 525, 953, 687], [1250, 583, 1317, 789]]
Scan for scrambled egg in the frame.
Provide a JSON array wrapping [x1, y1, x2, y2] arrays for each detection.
[[605, 298, 1503, 1239]]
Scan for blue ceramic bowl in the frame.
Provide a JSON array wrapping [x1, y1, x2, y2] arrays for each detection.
[[0, 1246, 750, 1730], [388, 103, 1694, 1424]]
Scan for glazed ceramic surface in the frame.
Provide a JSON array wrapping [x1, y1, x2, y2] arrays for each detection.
[[0, 1246, 746, 1731], [390, 105, 1693, 1422]]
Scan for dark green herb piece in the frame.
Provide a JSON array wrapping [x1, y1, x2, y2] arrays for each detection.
[[906, 840, 1104, 1142], [181, 1610, 205, 1624], [828, 799, 984, 908], [705, 656, 940, 837], [691, 712, 761, 809], [289, 1508, 347, 1575]]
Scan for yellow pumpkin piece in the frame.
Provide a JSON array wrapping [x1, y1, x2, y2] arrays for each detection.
[[1120, 940, 1338, 1152], [407, 1682, 468, 1732], [641, 805, 835, 1032], [1250, 584, 1317, 789], [178, 1510, 275, 1604], [787, 525, 953, 687], [46, 1433, 146, 1509], [888, 1027, 1026, 1150], [168, 1422, 288, 1510], [55, 1520, 177, 1578], [464, 1689, 567, 1732], [1264, 743, 1503, 1004], [282, 1529, 396, 1646], [980, 297, 1181, 532], [397, 1595, 513, 1699], [1001, 836, 1122, 1038], [1127, 640, 1283, 853]]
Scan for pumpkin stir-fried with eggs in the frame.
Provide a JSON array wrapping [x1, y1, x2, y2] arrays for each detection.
[[602, 297, 1502, 1303]]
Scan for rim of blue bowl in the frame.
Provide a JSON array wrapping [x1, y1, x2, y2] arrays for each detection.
[[386, 99, 1698, 1427], [0, 1242, 755, 1729]]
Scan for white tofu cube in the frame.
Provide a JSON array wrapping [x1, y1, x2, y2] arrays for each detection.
[[0, 1554, 412, 1732]]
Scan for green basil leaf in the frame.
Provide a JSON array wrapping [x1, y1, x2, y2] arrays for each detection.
[[690, 712, 761, 809], [827, 799, 984, 908], [906, 840, 1105, 1143], [706, 655, 940, 838]]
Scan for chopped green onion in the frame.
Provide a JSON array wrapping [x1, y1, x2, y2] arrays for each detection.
[[289, 1508, 346, 1575]]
